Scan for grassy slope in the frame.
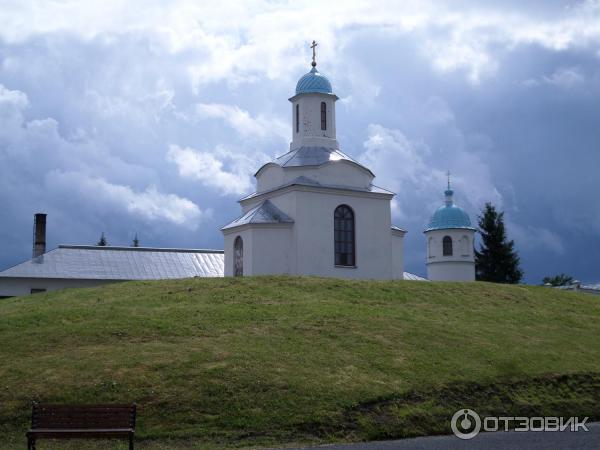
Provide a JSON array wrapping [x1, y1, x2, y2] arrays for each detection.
[[0, 276, 599, 449]]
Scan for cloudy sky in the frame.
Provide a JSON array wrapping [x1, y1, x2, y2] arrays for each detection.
[[1, 0, 599, 283]]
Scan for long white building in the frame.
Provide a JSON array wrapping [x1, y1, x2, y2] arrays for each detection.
[[0, 245, 224, 298]]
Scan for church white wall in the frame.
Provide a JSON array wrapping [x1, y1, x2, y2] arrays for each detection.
[[224, 229, 254, 276], [427, 262, 475, 282], [255, 165, 285, 194], [291, 163, 372, 189], [293, 190, 393, 279], [425, 228, 475, 281], [255, 159, 372, 194], [291, 93, 337, 150], [224, 225, 292, 277], [391, 232, 405, 279], [250, 227, 293, 275], [235, 187, 395, 279], [0, 277, 119, 297]]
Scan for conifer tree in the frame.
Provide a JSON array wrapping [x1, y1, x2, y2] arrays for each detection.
[[97, 232, 108, 246], [475, 203, 523, 283], [132, 233, 140, 247]]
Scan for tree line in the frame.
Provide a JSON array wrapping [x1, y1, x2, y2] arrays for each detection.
[[96, 232, 140, 247]]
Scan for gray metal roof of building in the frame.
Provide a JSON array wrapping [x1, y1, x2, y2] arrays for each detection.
[[0, 244, 427, 282], [0, 245, 224, 280], [222, 200, 294, 230], [403, 272, 428, 281], [391, 225, 407, 233], [554, 283, 600, 293], [256, 146, 374, 176], [240, 176, 394, 202]]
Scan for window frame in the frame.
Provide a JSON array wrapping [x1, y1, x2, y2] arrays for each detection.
[[443, 235, 453, 256], [320, 101, 326, 131], [234, 236, 243, 276], [295, 103, 299, 133], [334, 204, 356, 267]]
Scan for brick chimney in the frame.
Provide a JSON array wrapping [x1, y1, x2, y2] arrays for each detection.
[[33, 213, 47, 258]]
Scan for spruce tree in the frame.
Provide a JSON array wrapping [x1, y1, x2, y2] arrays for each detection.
[[475, 203, 523, 283], [132, 233, 140, 247], [97, 232, 108, 246]]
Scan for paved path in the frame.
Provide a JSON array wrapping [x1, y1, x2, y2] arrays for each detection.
[[283, 422, 600, 450]]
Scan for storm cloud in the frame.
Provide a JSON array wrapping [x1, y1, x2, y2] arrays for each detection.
[[1, 0, 599, 283]]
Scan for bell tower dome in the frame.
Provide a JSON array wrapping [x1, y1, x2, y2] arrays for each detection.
[[288, 41, 339, 151]]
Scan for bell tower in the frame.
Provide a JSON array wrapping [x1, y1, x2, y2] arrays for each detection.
[[288, 40, 339, 151], [424, 173, 476, 281]]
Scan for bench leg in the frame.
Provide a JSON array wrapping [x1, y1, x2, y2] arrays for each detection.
[[129, 434, 134, 450]]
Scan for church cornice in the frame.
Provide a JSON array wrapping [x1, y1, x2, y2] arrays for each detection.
[[288, 92, 339, 102], [426, 260, 475, 266], [239, 182, 394, 206], [221, 222, 294, 235]]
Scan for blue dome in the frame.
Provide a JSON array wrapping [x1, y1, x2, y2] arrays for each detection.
[[295, 67, 333, 94], [426, 203, 474, 231]]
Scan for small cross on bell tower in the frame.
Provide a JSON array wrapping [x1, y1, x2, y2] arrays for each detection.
[[310, 40, 318, 67], [445, 170, 454, 205]]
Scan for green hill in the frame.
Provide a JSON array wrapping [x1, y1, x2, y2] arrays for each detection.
[[1, 277, 599, 449]]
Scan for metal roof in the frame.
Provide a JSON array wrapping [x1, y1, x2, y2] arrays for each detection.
[[255, 146, 374, 179], [240, 176, 393, 202], [0, 246, 224, 280], [425, 204, 475, 231], [403, 272, 428, 281], [274, 146, 372, 173], [425, 187, 475, 232], [295, 67, 333, 94], [222, 200, 294, 230]]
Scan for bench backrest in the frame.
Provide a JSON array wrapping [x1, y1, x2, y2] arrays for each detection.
[[31, 403, 136, 430]]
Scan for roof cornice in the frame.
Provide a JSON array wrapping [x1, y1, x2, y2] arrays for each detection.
[[288, 92, 339, 102], [57, 245, 224, 253], [240, 183, 394, 206], [221, 222, 294, 234]]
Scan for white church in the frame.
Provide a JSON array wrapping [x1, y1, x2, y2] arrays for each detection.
[[221, 44, 475, 281], [0, 44, 476, 297]]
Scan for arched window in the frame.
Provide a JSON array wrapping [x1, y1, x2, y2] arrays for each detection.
[[334, 205, 355, 266], [320, 102, 326, 130], [295, 104, 299, 133], [234, 236, 243, 276], [443, 236, 453, 256]]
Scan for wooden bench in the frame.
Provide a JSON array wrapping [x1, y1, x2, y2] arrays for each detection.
[[27, 403, 136, 450]]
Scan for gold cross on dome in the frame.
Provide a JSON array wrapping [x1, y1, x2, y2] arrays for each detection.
[[310, 40, 318, 67]]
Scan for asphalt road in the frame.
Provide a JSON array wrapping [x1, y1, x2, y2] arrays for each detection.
[[283, 422, 600, 450]]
